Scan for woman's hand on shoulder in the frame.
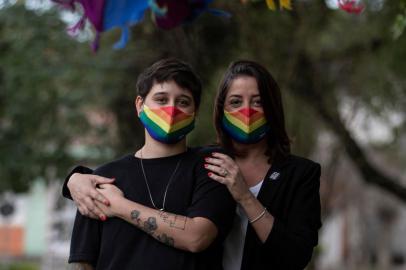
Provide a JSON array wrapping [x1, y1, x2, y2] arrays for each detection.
[[67, 173, 115, 220], [204, 152, 251, 203]]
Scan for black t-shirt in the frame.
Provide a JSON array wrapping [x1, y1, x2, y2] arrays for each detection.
[[69, 147, 236, 270]]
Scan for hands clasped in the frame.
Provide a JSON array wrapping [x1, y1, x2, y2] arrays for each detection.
[[68, 173, 123, 220]]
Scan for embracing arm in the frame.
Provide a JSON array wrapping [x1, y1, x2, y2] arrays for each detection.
[[98, 192, 218, 253], [62, 166, 115, 220]]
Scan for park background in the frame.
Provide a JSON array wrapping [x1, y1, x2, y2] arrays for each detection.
[[0, 0, 406, 269]]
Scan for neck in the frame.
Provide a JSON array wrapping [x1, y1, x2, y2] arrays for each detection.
[[138, 131, 187, 158], [233, 138, 269, 162]]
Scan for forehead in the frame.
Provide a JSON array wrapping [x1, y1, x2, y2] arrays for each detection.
[[148, 80, 193, 97], [227, 76, 259, 97]]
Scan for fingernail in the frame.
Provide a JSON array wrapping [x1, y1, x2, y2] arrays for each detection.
[[208, 172, 212, 177], [205, 157, 209, 161], [111, 177, 116, 180], [204, 164, 208, 168], [100, 216, 106, 221]]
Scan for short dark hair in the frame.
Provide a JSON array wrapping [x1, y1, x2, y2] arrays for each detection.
[[136, 58, 202, 109], [213, 60, 291, 163]]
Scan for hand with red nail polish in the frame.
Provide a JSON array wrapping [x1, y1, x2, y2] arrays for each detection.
[[67, 173, 116, 219], [95, 184, 124, 218]]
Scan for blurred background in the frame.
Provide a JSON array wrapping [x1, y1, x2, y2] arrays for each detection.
[[0, 0, 405, 269]]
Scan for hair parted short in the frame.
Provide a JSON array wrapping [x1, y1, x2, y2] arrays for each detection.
[[136, 58, 202, 110]]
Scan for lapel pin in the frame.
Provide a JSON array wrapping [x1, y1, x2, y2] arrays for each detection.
[[269, 172, 280, 180]]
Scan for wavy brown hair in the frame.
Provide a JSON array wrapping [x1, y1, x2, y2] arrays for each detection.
[[214, 60, 290, 163]]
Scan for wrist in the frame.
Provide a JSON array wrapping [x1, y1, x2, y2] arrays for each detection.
[[110, 196, 125, 216], [113, 196, 132, 218], [237, 191, 255, 205], [67, 173, 80, 189]]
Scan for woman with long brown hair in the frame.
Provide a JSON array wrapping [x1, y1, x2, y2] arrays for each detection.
[[205, 60, 321, 269]]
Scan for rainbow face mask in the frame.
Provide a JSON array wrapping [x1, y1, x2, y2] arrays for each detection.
[[222, 108, 270, 144], [139, 104, 195, 144]]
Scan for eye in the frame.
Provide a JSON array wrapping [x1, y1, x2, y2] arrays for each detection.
[[177, 98, 191, 107], [229, 99, 242, 107], [252, 99, 262, 107], [154, 97, 167, 104]]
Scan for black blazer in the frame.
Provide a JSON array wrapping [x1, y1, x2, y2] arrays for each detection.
[[240, 154, 322, 270]]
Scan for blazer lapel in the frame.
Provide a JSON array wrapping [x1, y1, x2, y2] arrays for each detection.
[[256, 155, 289, 207]]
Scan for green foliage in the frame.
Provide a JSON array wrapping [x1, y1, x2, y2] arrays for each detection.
[[0, 5, 114, 192], [392, 0, 406, 39], [0, 1, 405, 193], [0, 262, 39, 270]]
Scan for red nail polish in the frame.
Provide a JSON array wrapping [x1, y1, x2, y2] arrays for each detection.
[[204, 164, 208, 168], [100, 216, 106, 221], [208, 172, 212, 177]]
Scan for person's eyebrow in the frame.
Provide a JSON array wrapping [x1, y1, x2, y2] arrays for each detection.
[[228, 95, 242, 98], [152, 92, 168, 96], [178, 94, 192, 100]]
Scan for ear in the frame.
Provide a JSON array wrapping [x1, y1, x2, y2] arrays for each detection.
[[135, 96, 144, 117]]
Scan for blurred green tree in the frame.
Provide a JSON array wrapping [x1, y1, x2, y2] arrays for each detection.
[[0, 1, 405, 205], [0, 4, 115, 191]]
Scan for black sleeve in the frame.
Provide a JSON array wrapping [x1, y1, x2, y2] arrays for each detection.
[[68, 210, 102, 266], [186, 154, 236, 241], [62, 166, 94, 200], [263, 163, 322, 269]]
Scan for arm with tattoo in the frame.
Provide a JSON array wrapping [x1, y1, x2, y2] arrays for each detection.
[[106, 198, 218, 252], [69, 263, 94, 270]]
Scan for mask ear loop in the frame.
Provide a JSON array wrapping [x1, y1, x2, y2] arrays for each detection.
[[137, 97, 145, 117]]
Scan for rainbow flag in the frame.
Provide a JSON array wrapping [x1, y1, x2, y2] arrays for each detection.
[[140, 105, 195, 143], [222, 108, 269, 144]]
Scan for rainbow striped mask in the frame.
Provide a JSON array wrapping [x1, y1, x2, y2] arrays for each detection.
[[222, 108, 270, 144], [139, 104, 195, 144]]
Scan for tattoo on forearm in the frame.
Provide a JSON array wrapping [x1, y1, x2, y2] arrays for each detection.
[[157, 233, 175, 247], [131, 210, 141, 225], [158, 211, 187, 230], [128, 209, 180, 247], [144, 217, 158, 234]]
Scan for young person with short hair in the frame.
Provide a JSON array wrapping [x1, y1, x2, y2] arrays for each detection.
[[66, 58, 235, 270]]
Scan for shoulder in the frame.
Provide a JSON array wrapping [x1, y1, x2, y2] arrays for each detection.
[[276, 155, 321, 185], [93, 154, 134, 176], [190, 145, 233, 158], [284, 155, 320, 171]]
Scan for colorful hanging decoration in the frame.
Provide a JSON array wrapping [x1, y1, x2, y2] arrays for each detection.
[[153, 0, 222, 30], [52, 0, 227, 51], [338, 0, 365, 14], [240, 0, 292, 10], [266, 0, 292, 10]]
